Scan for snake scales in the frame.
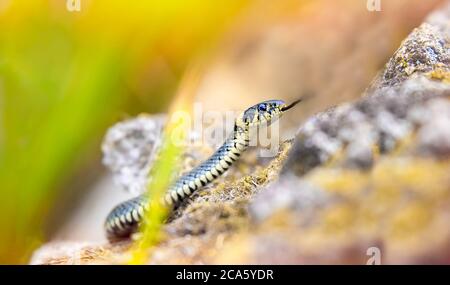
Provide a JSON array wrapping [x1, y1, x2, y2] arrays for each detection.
[[104, 99, 302, 240]]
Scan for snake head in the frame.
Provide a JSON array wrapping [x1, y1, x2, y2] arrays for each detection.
[[237, 99, 303, 128]]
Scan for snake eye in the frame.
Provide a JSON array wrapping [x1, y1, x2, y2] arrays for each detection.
[[258, 104, 267, 112]]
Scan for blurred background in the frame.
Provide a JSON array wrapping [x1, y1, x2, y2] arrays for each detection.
[[0, 0, 445, 264]]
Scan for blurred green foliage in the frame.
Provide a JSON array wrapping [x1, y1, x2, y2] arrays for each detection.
[[0, 0, 250, 263]]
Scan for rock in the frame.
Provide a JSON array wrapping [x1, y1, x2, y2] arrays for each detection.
[[281, 77, 450, 177], [102, 114, 166, 195], [227, 3, 450, 264], [376, 23, 450, 87], [29, 241, 131, 265], [411, 97, 450, 157], [370, 2, 450, 89], [249, 174, 331, 224]]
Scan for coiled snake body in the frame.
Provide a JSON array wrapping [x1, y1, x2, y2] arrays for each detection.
[[105, 99, 302, 240]]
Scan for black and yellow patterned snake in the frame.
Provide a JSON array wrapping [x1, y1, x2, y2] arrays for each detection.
[[105, 99, 302, 240]]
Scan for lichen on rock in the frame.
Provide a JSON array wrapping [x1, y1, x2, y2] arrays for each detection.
[[222, 4, 450, 264], [375, 22, 450, 87]]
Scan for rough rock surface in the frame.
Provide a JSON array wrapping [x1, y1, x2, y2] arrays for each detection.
[[218, 4, 450, 264], [31, 2, 450, 265], [102, 115, 166, 195]]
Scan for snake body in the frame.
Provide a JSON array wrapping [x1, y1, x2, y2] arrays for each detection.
[[105, 99, 302, 240]]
